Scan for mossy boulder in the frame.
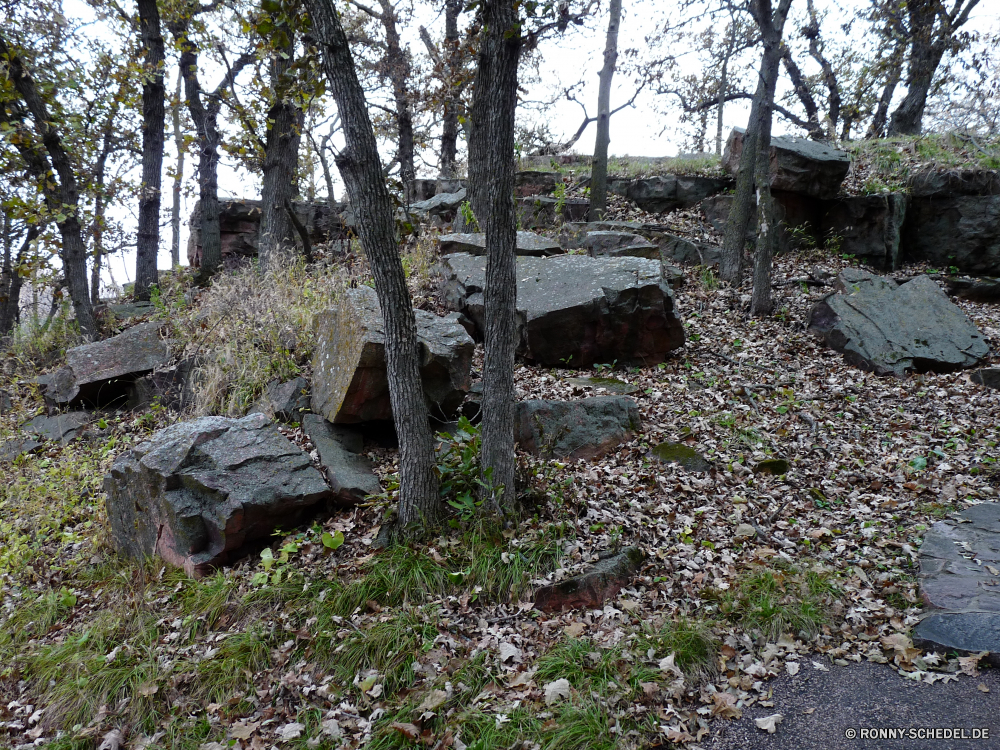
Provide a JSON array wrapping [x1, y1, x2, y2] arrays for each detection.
[[651, 442, 712, 472]]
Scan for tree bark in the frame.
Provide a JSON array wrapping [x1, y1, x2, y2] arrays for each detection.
[[888, 0, 980, 136], [588, 0, 621, 222], [0, 33, 96, 337], [866, 39, 904, 139], [470, 0, 521, 512], [804, 0, 840, 139], [780, 46, 823, 140], [716, 26, 734, 156], [258, 31, 304, 273], [136, 0, 165, 300], [719, 0, 792, 288], [0, 223, 37, 336], [170, 68, 184, 267], [439, 0, 463, 178], [306, 0, 441, 531]]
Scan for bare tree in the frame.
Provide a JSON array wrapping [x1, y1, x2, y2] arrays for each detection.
[[135, 0, 165, 300], [589, 0, 622, 222], [305, 0, 442, 533]]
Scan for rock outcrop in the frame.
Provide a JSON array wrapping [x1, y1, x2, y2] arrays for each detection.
[[22, 412, 92, 443], [250, 377, 311, 423], [534, 547, 645, 612], [438, 231, 563, 257], [312, 286, 474, 423], [514, 396, 641, 460], [303, 414, 380, 505], [105, 414, 332, 577], [409, 189, 467, 221], [516, 196, 589, 229], [611, 174, 732, 213], [723, 128, 850, 199], [820, 194, 907, 270], [442, 253, 684, 367], [582, 231, 659, 259], [808, 269, 989, 376], [39, 322, 172, 406], [515, 171, 559, 196]]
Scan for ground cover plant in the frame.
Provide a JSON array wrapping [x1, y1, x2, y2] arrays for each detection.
[[2, 186, 999, 749]]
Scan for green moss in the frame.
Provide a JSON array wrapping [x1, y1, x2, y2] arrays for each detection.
[[564, 376, 639, 395], [650, 442, 712, 472], [755, 458, 790, 475]]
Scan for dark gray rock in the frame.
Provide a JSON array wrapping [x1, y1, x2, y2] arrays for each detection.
[[438, 231, 563, 257], [516, 196, 589, 229], [442, 253, 685, 367], [754, 457, 790, 475], [652, 233, 722, 267], [943, 276, 1000, 303], [107, 301, 157, 319], [914, 502, 1000, 666], [650, 442, 712, 472], [583, 231, 658, 259], [723, 127, 850, 199], [302, 414, 379, 506], [515, 171, 559, 197], [22, 412, 92, 443], [251, 377, 311, 423], [312, 286, 474, 423], [104, 413, 332, 577], [409, 188, 468, 219], [534, 547, 645, 612], [558, 221, 645, 249], [514, 396, 641, 460], [808, 270, 989, 376], [0, 438, 42, 463], [564, 376, 640, 395], [903, 195, 1000, 275], [611, 174, 731, 213], [971, 368, 1000, 389], [40, 322, 172, 406], [0, 389, 11, 415], [702, 191, 825, 253], [406, 178, 438, 203], [820, 194, 907, 270], [127, 357, 202, 411], [908, 168, 1000, 197]]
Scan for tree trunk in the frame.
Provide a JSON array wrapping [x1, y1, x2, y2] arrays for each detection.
[[306, 0, 441, 531], [0, 223, 37, 336], [171, 68, 184, 267], [439, 0, 462, 178], [470, 0, 521, 512], [781, 46, 823, 140], [866, 40, 904, 139], [0, 33, 95, 337], [719, 0, 792, 288], [376, 0, 416, 189], [716, 28, 734, 156], [136, 0, 164, 300], [588, 0, 621, 222], [259, 32, 304, 273]]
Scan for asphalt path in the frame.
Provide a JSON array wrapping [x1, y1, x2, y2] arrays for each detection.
[[704, 661, 1000, 750]]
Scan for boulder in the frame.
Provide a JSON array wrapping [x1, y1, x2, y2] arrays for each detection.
[[722, 127, 850, 199], [611, 175, 731, 213], [908, 168, 1000, 197], [302, 414, 380, 505], [559, 221, 645, 249], [187, 199, 349, 268], [942, 276, 1000, 303], [808, 269, 989, 376], [40, 322, 172, 406], [128, 356, 202, 411], [513, 396, 641, 460], [515, 171, 559, 197], [971, 368, 1000, 389], [534, 547, 645, 612], [312, 286, 474, 424], [903, 195, 1000, 275], [650, 442, 712, 472], [0, 389, 12, 415], [104, 414, 332, 577], [438, 231, 563, 257], [251, 377, 311, 423], [22, 412, 92, 443], [820, 194, 907, 270], [583, 231, 658, 259], [409, 189, 468, 220], [516, 196, 589, 229], [106, 301, 156, 320], [913, 503, 1000, 666], [442, 253, 685, 367], [652, 233, 722, 267], [0, 438, 42, 463], [406, 178, 438, 203]]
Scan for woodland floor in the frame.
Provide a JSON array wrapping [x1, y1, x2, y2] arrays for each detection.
[[1, 198, 999, 750]]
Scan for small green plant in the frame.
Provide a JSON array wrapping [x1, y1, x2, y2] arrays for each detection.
[[437, 417, 494, 521], [459, 200, 480, 232], [697, 265, 720, 290], [553, 182, 568, 216], [593, 360, 617, 373]]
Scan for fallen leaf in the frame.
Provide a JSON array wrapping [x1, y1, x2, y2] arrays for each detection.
[[544, 678, 572, 705], [390, 723, 421, 740], [418, 689, 448, 712], [786, 661, 800, 676], [277, 722, 305, 742], [978, 683, 989, 693], [564, 622, 586, 638], [229, 721, 261, 740], [755, 713, 784, 733], [811, 661, 829, 672], [98, 730, 124, 750], [498, 642, 522, 663], [711, 692, 742, 719], [959, 652, 988, 677], [803, 708, 815, 714], [659, 652, 683, 678]]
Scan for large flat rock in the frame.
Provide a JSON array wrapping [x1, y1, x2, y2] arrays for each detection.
[[41, 322, 172, 405], [302, 414, 380, 505], [914, 503, 1000, 666], [104, 414, 332, 577], [723, 127, 850, 199], [442, 253, 684, 367], [516, 196, 589, 229], [312, 286, 474, 424], [438, 231, 563, 257], [22, 412, 92, 443], [610, 174, 732, 213], [808, 270, 988, 376]]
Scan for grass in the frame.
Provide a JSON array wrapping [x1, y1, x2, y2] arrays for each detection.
[[193, 626, 274, 703], [635, 618, 719, 679], [707, 565, 838, 641]]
